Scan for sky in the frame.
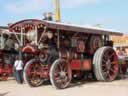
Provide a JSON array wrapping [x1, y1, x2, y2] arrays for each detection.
[[0, 0, 128, 34]]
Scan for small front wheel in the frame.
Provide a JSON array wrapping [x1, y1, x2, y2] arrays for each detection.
[[50, 59, 72, 89], [23, 59, 44, 87]]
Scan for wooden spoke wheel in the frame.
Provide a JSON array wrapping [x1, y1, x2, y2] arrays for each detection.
[[24, 59, 44, 87], [50, 59, 72, 89], [89, 36, 103, 54], [93, 47, 118, 81]]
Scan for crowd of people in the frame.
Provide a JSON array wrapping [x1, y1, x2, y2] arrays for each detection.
[[116, 47, 128, 57], [115, 47, 128, 66]]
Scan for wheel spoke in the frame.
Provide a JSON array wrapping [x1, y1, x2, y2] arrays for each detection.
[[55, 77, 61, 82], [25, 61, 44, 87], [63, 65, 68, 72], [104, 52, 109, 60], [54, 71, 60, 77], [50, 59, 72, 89], [94, 47, 118, 81], [102, 62, 107, 67], [110, 68, 115, 73], [108, 73, 112, 80], [62, 78, 68, 85], [103, 71, 109, 78], [109, 53, 115, 59], [58, 63, 63, 71], [102, 67, 107, 72]]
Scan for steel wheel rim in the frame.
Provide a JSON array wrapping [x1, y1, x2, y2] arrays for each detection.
[[101, 48, 118, 81], [53, 60, 71, 88], [27, 62, 43, 86]]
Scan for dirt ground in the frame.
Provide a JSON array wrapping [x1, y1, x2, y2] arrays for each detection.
[[0, 78, 128, 96]]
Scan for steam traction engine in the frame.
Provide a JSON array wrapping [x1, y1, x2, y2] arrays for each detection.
[[9, 19, 123, 89], [0, 26, 18, 80]]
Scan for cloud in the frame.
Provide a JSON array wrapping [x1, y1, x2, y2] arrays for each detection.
[[5, 0, 98, 14]]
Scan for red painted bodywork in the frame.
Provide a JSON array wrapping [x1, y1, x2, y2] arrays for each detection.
[[22, 45, 37, 53], [0, 66, 2, 73], [70, 59, 91, 71], [0, 65, 12, 80]]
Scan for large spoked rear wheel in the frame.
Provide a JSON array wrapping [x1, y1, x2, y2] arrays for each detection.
[[93, 47, 119, 81], [24, 59, 44, 87], [50, 59, 72, 89]]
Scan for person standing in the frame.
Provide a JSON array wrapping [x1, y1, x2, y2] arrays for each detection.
[[43, 12, 53, 21], [46, 31, 58, 64], [14, 56, 23, 84]]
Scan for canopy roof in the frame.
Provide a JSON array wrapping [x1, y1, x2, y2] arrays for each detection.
[[9, 19, 123, 36], [0, 26, 22, 35], [0, 26, 8, 33], [0, 26, 8, 30]]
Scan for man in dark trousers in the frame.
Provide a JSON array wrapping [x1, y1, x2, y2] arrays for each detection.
[[46, 31, 58, 64]]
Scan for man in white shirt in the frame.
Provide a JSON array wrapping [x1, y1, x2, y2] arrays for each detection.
[[14, 56, 23, 84]]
